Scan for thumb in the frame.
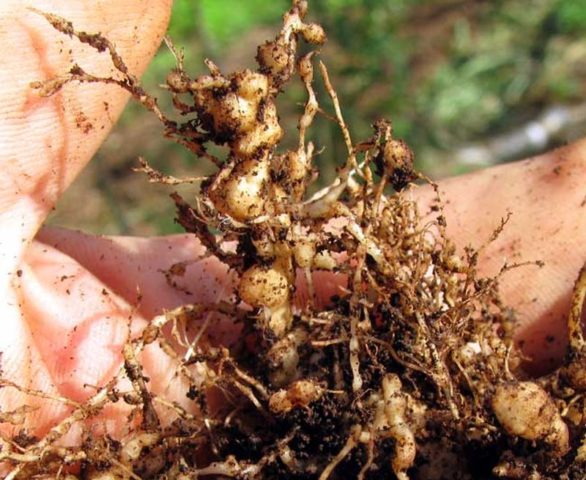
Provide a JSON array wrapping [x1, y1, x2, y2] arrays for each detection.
[[0, 0, 171, 282]]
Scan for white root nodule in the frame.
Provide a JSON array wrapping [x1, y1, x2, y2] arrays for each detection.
[[492, 381, 569, 454]]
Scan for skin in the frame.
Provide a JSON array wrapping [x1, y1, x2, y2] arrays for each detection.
[[0, 0, 584, 445]]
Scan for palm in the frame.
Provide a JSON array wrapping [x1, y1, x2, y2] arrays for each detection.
[[0, 0, 584, 445]]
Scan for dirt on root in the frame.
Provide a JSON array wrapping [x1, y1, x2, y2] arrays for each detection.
[[3, 2, 586, 479]]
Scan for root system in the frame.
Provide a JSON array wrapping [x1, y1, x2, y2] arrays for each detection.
[[4, 1, 586, 479]]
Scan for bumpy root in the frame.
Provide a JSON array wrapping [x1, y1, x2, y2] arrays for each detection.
[[4, 1, 585, 479]]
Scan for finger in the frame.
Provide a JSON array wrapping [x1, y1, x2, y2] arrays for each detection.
[[4, 240, 192, 439], [37, 226, 344, 321], [0, 0, 172, 282], [416, 139, 586, 372], [36, 227, 236, 319]]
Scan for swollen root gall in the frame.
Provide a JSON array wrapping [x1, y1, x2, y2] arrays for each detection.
[[492, 381, 569, 454], [18, 2, 586, 479]]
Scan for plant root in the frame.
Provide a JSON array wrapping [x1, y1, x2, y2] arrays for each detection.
[[4, 2, 585, 479]]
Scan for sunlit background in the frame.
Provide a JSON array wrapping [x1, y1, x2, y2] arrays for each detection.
[[49, 0, 586, 235]]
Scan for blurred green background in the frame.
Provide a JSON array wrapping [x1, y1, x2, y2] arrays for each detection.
[[48, 0, 586, 235]]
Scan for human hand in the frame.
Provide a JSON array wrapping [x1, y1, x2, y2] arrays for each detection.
[[0, 0, 585, 445]]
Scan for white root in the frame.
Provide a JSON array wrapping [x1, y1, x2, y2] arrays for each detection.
[[26, 3, 584, 479], [492, 381, 569, 454], [567, 264, 586, 352], [269, 380, 324, 414], [2, 309, 179, 479], [349, 311, 363, 392], [192, 456, 242, 477], [381, 375, 417, 480], [562, 265, 586, 391], [319, 425, 361, 480], [264, 302, 294, 338], [267, 328, 308, 386], [239, 263, 290, 310], [120, 432, 160, 464], [313, 250, 337, 271], [345, 218, 386, 267], [209, 155, 271, 221]]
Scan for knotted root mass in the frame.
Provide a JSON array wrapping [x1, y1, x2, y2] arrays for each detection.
[[4, 1, 585, 478]]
